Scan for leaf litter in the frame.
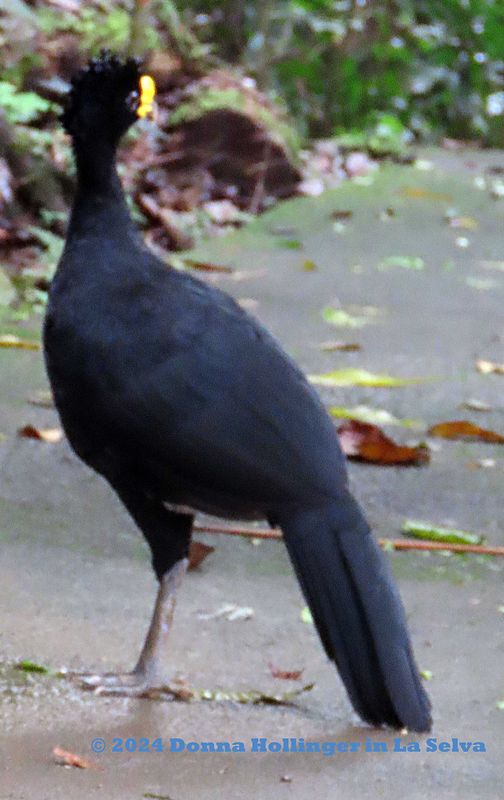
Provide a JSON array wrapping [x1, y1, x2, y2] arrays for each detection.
[[321, 307, 370, 328], [138, 681, 315, 706], [428, 420, 504, 444], [378, 255, 424, 271], [18, 425, 63, 443], [460, 399, 491, 412], [329, 404, 421, 428], [268, 663, 304, 681], [402, 520, 484, 546], [187, 541, 215, 571], [337, 420, 429, 466], [197, 603, 254, 621], [318, 340, 361, 352], [476, 359, 504, 375], [53, 747, 100, 770], [309, 368, 430, 388], [0, 334, 41, 350]]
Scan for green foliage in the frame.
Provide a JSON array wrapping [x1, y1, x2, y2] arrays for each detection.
[[1, 0, 503, 162], [36, 5, 159, 54], [0, 81, 54, 124], [175, 0, 504, 144], [336, 113, 412, 155]]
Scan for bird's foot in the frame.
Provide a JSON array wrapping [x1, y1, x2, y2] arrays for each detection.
[[69, 668, 164, 697]]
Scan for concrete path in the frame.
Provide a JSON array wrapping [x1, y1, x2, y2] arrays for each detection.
[[0, 149, 503, 799]]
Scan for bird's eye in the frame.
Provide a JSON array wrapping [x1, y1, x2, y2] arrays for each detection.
[[127, 90, 139, 112]]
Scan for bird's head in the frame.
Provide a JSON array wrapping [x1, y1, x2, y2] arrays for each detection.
[[62, 51, 156, 147]]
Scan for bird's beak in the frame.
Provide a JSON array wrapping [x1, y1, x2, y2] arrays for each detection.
[[137, 74, 157, 120]]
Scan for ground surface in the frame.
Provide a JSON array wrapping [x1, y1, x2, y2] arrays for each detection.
[[0, 148, 503, 799]]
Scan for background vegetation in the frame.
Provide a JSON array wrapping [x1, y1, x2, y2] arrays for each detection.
[[1, 0, 503, 317], [2, 0, 504, 145]]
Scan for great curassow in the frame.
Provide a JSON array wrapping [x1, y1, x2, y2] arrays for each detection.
[[43, 53, 431, 731]]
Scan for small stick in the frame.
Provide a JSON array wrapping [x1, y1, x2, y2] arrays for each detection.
[[193, 524, 504, 556]]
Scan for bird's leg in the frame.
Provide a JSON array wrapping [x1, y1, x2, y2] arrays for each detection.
[[74, 558, 188, 696]]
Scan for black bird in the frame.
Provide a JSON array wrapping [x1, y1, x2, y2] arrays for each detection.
[[43, 53, 431, 732]]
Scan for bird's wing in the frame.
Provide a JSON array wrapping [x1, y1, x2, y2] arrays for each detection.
[[93, 272, 347, 509]]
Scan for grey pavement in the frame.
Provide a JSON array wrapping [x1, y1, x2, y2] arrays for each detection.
[[0, 148, 503, 799]]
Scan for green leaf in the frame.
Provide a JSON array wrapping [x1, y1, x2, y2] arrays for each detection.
[[402, 520, 484, 546], [328, 404, 421, 428], [15, 660, 49, 674], [309, 368, 428, 388], [378, 256, 425, 271], [300, 606, 313, 625], [277, 238, 303, 250], [0, 82, 53, 124], [322, 307, 370, 328]]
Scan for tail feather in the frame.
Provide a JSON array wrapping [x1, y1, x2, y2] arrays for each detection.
[[279, 494, 431, 732]]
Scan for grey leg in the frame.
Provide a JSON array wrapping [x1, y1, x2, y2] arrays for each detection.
[[74, 558, 188, 696]]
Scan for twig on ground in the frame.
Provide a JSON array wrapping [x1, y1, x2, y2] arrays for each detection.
[[193, 523, 504, 556]]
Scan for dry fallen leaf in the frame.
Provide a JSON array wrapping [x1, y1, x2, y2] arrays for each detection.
[[27, 390, 54, 408], [427, 420, 504, 444], [329, 405, 420, 428], [330, 210, 353, 221], [476, 359, 504, 375], [0, 335, 41, 351], [197, 603, 254, 621], [459, 399, 491, 412], [309, 368, 428, 388], [447, 216, 478, 230], [322, 307, 371, 328], [18, 425, 63, 443], [337, 420, 430, 465], [53, 747, 99, 770], [466, 458, 497, 470], [183, 259, 233, 274], [401, 186, 453, 202], [318, 340, 361, 352], [268, 663, 304, 681], [188, 541, 215, 571]]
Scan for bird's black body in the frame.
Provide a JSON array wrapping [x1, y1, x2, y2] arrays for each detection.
[[43, 54, 431, 731]]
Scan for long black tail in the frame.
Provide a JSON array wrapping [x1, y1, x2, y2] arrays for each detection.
[[279, 493, 431, 732]]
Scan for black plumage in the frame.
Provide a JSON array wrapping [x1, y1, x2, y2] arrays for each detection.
[[43, 53, 431, 731]]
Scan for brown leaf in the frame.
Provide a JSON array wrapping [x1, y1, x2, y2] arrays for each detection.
[[448, 216, 478, 230], [184, 259, 233, 274], [18, 425, 63, 443], [401, 186, 453, 202], [330, 210, 353, 221], [318, 340, 361, 352], [428, 420, 504, 444], [337, 420, 430, 465], [53, 747, 98, 769], [188, 541, 215, 571], [476, 359, 504, 375], [268, 662, 304, 681], [0, 335, 41, 351]]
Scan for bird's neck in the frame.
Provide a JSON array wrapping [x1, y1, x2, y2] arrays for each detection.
[[69, 141, 132, 239]]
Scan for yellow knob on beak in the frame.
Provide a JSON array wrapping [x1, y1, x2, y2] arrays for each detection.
[[137, 74, 156, 119]]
